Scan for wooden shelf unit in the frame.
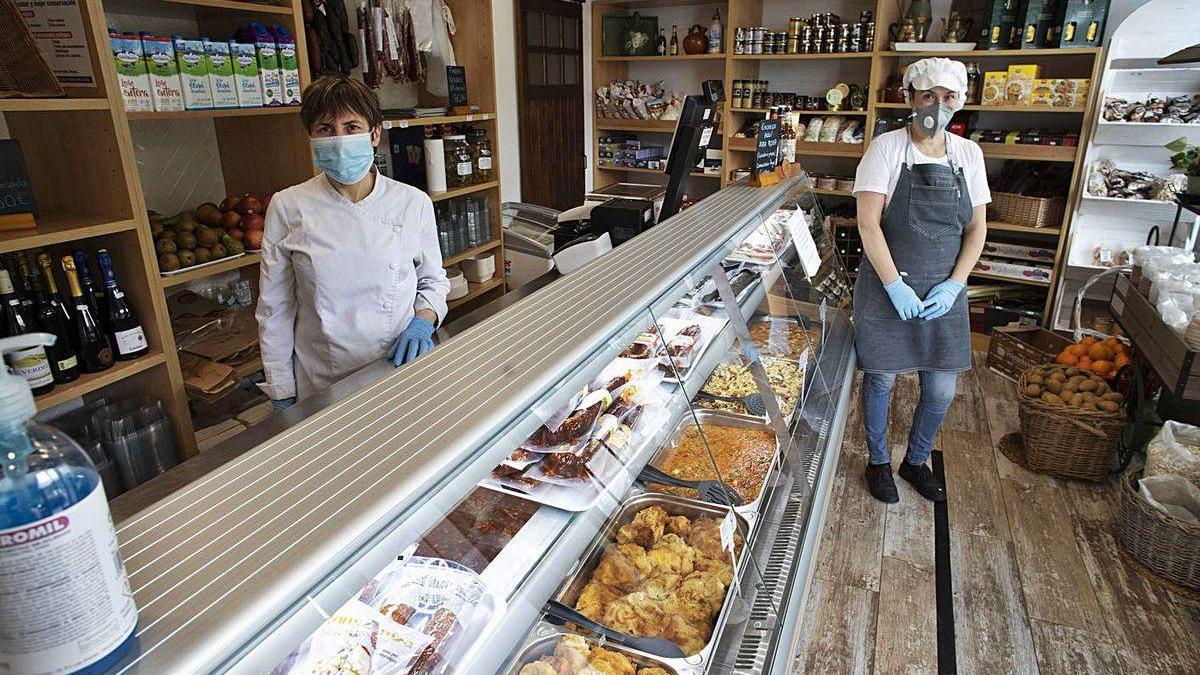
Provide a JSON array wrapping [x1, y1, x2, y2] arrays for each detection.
[[591, 0, 1103, 324], [5, 0, 506, 459]]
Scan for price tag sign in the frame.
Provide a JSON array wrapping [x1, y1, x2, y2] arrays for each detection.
[[446, 65, 468, 108], [699, 126, 714, 148], [753, 119, 781, 177], [720, 510, 737, 554], [785, 209, 822, 279], [819, 298, 828, 323]]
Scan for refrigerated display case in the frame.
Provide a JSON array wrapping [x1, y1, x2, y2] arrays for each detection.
[[106, 175, 856, 675]]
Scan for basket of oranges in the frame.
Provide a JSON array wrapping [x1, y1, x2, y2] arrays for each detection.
[[1016, 363, 1128, 481], [1053, 335, 1132, 379]]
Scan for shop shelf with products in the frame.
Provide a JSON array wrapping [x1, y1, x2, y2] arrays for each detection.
[[1051, 2, 1200, 337]]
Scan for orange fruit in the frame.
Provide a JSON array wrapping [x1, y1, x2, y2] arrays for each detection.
[[1087, 343, 1113, 361], [1079, 336, 1098, 348], [1078, 356, 1093, 370], [1104, 336, 1121, 349], [1056, 351, 1078, 365], [1067, 344, 1087, 357], [1114, 353, 1131, 369], [1091, 360, 1113, 376]]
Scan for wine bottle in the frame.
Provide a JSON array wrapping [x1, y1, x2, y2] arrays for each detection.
[[13, 254, 36, 313], [95, 249, 149, 361], [36, 252, 77, 345], [61, 256, 114, 373], [0, 269, 54, 395], [71, 250, 108, 332], [26, 263, 80, 384]]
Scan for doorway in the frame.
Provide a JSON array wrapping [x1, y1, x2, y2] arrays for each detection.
[[517, 0, 585, 211]]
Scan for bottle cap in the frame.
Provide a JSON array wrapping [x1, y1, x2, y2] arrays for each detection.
[[0, 333, 56, 426]]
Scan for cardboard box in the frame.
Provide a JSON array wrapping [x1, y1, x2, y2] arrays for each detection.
[[1005, 64, 1041, 105], [1057, 0, 1110, 48], [1031, 78, 1055, 105], [229, 41, 264, 107], [203, 39, 239, 109], [1016, 0, 1061, 49], [982, 71, 1008, 105], [141, 33, 185, 112], [255, 39, 284, 106], [277, 37, 301, 105], [981, 241, 1056, 263], [173, 37, 214, 110], [952, 0, 1026, 50], [111, 31, 152, 112]]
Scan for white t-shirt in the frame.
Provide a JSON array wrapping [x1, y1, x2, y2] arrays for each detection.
[[852, 129, 991, 208]]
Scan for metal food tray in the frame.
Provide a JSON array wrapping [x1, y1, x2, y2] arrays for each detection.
[[693, 355, 804, 425], [745, 314, 819, 364], [158, 252, 246, 276], [552, 493, 750, 674], [645, 409, 781, 525], [506, 625, 681, 675]]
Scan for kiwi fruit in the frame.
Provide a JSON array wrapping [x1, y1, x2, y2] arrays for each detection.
[[155, 238, 177, 254], [150, 221, 164, 238], [1102, 392, 1125, 403], [1078, 379, 1098, 392], [210, 243, 228, 258], [1065, 367, 1080, 377], [158, 252, 181, 272], [1082, 401, 1098, 411], [1061, 383, 1078, 397], [194, 247, 212, 264], [177, 250, 197, 267], [176, 232, 197, 250], [1045, 379, 1063, 394], [1040, 392, 1064, 406], [226, 239, 245, 255], [1095, 381, 1110, 395], [197, 228, 221, 248], [1069, 393, 1085, 407], [1028, 374, 1044, 385], [1025, 385, 1041, 397], [1049, 368, 1066, 380], [158, 229, 178, 243], [1097, 400, 1120, 412]]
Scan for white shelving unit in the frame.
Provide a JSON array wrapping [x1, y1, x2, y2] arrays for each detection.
[[1051, 0, 1200, 333]]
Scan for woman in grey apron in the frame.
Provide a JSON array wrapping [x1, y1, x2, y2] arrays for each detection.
[[850, 58, 990, 504]]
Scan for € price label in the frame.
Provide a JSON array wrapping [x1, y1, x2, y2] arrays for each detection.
[[720, 510, 737, 555], [753, 119, 781, 176]]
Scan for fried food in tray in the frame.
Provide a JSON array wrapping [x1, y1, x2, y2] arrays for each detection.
[[415, 488, 539, 574], [515, 633, 675, 675], [572, 505, 743, 656], [696, 357, 802, 418], [747, 317, 821, 361], [651, 421, 777, 503]]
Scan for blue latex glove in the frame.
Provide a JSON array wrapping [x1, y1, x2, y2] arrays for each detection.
[[919, 279, 966, 320], [387, 316, 436, 366], [883, 277, 925, 321], [272, 397, 296, 412]]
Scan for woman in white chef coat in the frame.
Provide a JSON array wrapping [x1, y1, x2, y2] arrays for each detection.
[[257, 75, 451, 409]]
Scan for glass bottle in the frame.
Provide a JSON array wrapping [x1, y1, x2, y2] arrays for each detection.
[[60, 256, 113, 374], [966, 62, 981, 105], [669, 25, 679, 56], [708, 9, 723, 53], [657, 29, 666, 56], [27, 263, 78, 384], [471, 129, 494, 183], [0, 270, 54, 395], [443, 135, 474, 188], [95, 249, 149, 361]]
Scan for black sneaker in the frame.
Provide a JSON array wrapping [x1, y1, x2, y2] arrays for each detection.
[[865, 463, 899, 503], [898, 460, 946, 502]]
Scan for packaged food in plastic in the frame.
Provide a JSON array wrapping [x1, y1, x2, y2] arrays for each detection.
[[1145, 420, 1200, 489], [271, 600, 433, 675], [819, 116, 842, 143], [1139, 474, 1200, 526], [803, 116, 824, 142]]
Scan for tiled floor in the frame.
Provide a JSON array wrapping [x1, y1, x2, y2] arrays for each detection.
[[796, 354, 1200, 674]]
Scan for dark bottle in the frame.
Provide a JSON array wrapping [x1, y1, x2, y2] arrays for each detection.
[[71, 250, 108, 332], [12, 254, 36, 313], [95, 249, 149, 361], [0, 269, 55, 395], [36, 252, 77, 346], [61, 255, 114, 373], [27, 260, 79, 384]]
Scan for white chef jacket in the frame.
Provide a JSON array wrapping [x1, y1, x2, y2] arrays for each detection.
[[256, 172, 451, 401]]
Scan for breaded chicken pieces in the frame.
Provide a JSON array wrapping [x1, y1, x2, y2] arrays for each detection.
[[585, 647, 636, 675], [616, 505, 667, 548], [646, 533, 695, 577], [576, 580, 621, 622], [593, 544, 652, 592], [603, 591, 667, 636]]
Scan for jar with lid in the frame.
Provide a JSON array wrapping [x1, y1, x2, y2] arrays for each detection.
[[470, 128, 494, 182], [443, 134, 474, 188]]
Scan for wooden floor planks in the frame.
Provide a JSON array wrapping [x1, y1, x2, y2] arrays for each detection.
[[796, 355, 1200, 674]]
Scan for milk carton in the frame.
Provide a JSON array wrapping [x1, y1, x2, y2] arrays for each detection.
[[277, 35, 301, 105], [140, 33, 184, 112], [109, 30, 152, 111], [172, 36, 213, 110], [203, 38, 239, 109], [228, 41, 264, 108], [255, 39, 283, 106]]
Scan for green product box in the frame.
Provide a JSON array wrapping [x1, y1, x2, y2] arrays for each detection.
[[1016, 0, 1062, 48], [951, 0, 1027, 50], [1056, 0, 1110, 48]]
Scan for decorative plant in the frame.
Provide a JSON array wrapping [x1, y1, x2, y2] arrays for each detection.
[[1165, 137, 1200, 176]]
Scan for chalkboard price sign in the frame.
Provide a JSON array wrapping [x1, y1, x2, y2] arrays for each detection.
[[753, 119, 781, 176], [446, 66, 468, 109], [0, 140, 37, 218]]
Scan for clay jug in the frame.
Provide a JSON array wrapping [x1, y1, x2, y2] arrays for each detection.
[[683, 25, 707, 55]]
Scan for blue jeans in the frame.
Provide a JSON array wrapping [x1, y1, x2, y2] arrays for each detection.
[[862, 370, 958, 467]]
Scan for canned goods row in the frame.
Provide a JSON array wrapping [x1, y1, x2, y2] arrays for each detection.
[[732, 11, 875, 55]]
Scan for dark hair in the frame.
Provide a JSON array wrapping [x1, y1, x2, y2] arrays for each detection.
[[300, 75, 383, 133]]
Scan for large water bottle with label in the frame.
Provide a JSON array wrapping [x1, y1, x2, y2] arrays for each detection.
[[0, 334, 137, 674]]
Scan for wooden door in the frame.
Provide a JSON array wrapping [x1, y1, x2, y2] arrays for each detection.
[[517, 0, 585, 211]]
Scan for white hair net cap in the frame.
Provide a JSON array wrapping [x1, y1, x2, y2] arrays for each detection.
[[903, 57, 969, 108]]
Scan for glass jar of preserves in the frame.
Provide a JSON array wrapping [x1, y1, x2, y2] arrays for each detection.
[[443, 134, 473, 188], [470, 129, 494, 182]]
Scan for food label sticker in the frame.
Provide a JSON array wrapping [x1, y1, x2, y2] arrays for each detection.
[[720, 511, 737, 555], [819, 298, 827, 323], [785, 209, 821, 279], [699, 126, 714, 148]]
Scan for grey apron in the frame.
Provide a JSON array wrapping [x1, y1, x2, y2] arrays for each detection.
[[853, 134, 973, 374]]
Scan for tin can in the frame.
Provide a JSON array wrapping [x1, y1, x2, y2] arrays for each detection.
[[824, 36, 837, 53], [734, 26, 746, 55], [800, 26, 814, 53], [773, 32, 786, 53], [788, 17, 803, 37]]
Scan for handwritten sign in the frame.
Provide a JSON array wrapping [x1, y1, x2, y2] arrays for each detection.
[[446, 66, 468, 108], [753, 119, 781, 176], [0, 141, 37, 218], [785, 208, 821, 279]]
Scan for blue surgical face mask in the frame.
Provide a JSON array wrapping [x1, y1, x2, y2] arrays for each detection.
[[311, 132, 376, 184], [912, 102, 955, 138]]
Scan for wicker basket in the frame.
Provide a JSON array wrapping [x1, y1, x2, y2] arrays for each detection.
[[987, 326, 1072, 382], [1016, 365, 1125, 481], [1119, 471, 1200, 592], [988, 191, 1065, 228]]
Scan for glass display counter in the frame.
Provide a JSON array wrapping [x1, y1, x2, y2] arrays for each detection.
[[105, 175, 857, 675]]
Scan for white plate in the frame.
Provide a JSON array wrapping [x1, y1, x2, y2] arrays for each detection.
[[159, 252, 246, 276], [894, 41, 975, 52]]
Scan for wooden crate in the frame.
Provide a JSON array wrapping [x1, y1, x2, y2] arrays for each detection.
[[1111, 273, 1200, 401], [987, 325, 1072, 383]]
